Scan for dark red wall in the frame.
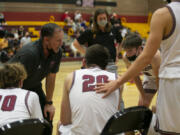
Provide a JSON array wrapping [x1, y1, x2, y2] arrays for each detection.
[[3, 12, 147, 23]]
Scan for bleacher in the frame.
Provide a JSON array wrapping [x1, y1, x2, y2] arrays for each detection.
[[3, 22, 150, 40], [122, 22, 150, 39]]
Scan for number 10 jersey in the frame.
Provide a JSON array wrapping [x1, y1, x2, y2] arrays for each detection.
[[0, 88, 43, 127]]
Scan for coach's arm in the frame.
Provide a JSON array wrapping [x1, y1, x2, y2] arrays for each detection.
[[73, 39, 86, 54]]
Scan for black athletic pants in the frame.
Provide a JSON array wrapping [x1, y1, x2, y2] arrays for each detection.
[[27, 83, 53, 135]]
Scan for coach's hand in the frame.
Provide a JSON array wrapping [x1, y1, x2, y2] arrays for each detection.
[[44, 104, 55, 121], [95, 80, 120, 98]]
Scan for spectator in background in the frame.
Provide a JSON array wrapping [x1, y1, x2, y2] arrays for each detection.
[[5, 32, 20, 56], [0, 30, 8, 50], [0, 13, 6, 26], [0, 31, 17, 63], [74, 10, 82, 22], [61, 11, 70, 22], [89, 16, 93, 28], [110, 12, 122, 27], [11, 28, 19, 39], [20, 32, 31, 47], [18, 25, 25, 40]]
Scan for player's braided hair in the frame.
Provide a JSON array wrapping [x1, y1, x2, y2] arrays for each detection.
[[0, 63, 27, 88]]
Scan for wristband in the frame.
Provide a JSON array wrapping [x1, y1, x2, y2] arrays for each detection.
[[45, 100, 53, 105]]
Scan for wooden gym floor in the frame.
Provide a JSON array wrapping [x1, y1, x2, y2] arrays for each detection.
[[42, 59, 157, 135]]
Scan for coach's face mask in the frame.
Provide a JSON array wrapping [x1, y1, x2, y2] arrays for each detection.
[[47, 48, 56, 55], [97, 20, 107, 27]]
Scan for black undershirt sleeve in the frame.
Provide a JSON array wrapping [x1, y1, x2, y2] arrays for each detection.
[[113, 27, 123, 44], [77, 30, 92, 45]]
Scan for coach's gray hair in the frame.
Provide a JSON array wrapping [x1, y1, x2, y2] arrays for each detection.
[[40, 23, 62, 39]]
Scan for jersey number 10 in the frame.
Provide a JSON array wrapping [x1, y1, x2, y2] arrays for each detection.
[[0, 95, 17, 111]]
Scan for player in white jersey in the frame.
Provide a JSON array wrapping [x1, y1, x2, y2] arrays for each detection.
[[0, 63, 43, 127], [58, 44, 121, 135], [122, 34, 160, 107], [95, 0, 180, 134]]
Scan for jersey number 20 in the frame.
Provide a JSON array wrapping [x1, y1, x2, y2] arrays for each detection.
[[82, 75, 108, 92], [0, 95, 17, 111]]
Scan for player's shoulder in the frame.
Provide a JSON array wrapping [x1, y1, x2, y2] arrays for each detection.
[[75, 68, 88, 74], [71, 68, 91, 78], [103, 69, 116, 77], [65, 72, 74, 80], [19, 88, 38, 98], [64, 71, 75, 87], [153, 7, 170, 19], [0, 88, 29, 96], [27, 91, 38, 98], [15, 88, 30, 94]]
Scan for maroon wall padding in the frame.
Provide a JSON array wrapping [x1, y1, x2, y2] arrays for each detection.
[[3, 12, 148, 23], [3, 12, 62, 21], [118, 15, 148, 23]]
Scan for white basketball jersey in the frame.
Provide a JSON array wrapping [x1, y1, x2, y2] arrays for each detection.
[[155, 2, 180, 133], [0, 88, 43, 127], [159, 2, 180, 78], [69, 67, 119, 135]]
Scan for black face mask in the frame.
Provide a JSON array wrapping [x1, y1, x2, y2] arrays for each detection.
[[167, 0, 171, 3], [126, 55, 137, 61], [47, 48, 55, 55]]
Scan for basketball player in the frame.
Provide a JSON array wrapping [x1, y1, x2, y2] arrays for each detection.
[[122, 34, 160, 107], [0, 63, 43, 127], [58, 44, 122, 135], [96, 0, 180, 134]]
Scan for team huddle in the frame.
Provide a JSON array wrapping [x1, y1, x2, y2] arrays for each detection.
[[0, 1, 180, 135]]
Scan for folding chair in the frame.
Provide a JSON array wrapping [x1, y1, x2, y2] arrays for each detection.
[[0, 118, 51, 135], [101, 106, 153, 135]]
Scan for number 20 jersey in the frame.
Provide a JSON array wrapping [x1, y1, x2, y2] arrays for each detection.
[[69, 67, 119, 135]]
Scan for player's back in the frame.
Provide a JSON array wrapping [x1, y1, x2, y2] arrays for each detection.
[[0, 88, 39, 127], [69, 67, 119, 135]]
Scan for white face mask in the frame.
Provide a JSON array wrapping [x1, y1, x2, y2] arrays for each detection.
[[97, 20, 107, 27]]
